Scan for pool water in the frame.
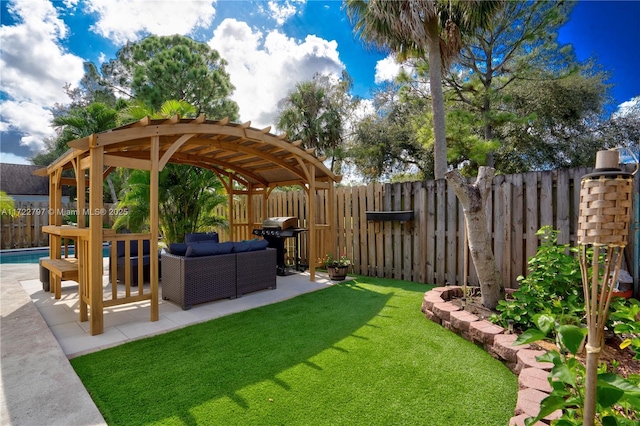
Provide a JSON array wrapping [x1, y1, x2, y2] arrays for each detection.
[[0, 247, 110, 264]]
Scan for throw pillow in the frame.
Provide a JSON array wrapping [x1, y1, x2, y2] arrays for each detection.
[[168, 243, 188, 256], [185, 241, 234, 257], [184, 232, 219, 244], [248, 239, 269, 251]]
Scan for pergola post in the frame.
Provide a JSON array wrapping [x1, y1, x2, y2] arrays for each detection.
[[150, 136, 159, 321], [308, 173, 316, 282], [327, 179, 336, 266], [74, 159, 88, 322], [47, 170, 62, 297], [88, 142, 104, 335]]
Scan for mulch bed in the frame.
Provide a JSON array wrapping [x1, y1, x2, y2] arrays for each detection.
[[449, 292, 640, 379]]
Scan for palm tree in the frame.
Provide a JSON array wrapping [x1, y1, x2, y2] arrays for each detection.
[[345, 0, 502, 180], [117, 99, 197, 124], [113, 99, 226, 243], [114, 165, 227, 244], [50, 102, 120, 203], [276, 73, 352, 173]]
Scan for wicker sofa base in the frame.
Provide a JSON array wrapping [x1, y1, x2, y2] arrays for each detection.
[[161, 248, 276, 310]]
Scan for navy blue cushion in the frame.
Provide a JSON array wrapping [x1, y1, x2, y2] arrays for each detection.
[[248, 239, 269, 251], [231, 241, 252, 253], [185, 242, 233, 257], [141, 240, 151, 255], [113, 240, 152, 257], [185, 232, 219, 244], [117, 256, 152, 267], [114, 240, 138, 257], [168, 243, 188, 256]]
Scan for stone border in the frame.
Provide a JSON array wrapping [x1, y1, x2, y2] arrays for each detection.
[[420, 286, 561, 425]]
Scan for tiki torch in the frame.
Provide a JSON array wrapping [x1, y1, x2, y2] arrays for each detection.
[[577, 149, 635, 425]]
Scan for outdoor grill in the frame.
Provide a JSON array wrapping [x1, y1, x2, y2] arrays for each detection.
[[252, 217, 306, 276]]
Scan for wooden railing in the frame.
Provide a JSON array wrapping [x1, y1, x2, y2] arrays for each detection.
[[102, 233, 155, 306]]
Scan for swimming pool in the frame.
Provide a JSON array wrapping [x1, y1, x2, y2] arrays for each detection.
[[0, 246, 110, 264]]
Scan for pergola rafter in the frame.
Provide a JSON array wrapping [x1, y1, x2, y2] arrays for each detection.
[[36, 116, 340, 335]]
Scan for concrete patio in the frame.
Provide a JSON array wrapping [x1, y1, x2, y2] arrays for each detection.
[[1, 262, 338, 426]]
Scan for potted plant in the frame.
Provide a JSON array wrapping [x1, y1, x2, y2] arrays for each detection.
[[324, 253, 351, 281]]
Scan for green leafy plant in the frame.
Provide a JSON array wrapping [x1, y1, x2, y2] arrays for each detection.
[[610, 298, 640, 360], [515, 323, 640, 425], [492, 226, 584, 332], [515, 312, 587, 355], [323, 253, 351, 268]]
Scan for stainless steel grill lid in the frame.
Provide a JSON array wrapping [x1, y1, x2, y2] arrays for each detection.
[[262, 217, 298, 230]]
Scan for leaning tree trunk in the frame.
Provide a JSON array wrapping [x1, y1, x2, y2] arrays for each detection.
[[445, 167, 504, 309]]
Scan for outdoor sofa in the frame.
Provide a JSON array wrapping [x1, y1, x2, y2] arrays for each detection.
[[161, 233, 277, 310]]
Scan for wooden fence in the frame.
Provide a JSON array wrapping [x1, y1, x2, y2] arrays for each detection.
[[218, 166, 638, 289], [0, 202, 115, 249], [5, 167, 637, 290]]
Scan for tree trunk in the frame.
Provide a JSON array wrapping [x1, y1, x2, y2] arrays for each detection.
[[427, 18, 447, 180], [106, 176, 118, 204], [445, 167, 504, 309]]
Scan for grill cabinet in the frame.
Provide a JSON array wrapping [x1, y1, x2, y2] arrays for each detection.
[[252, 217, 306, 275]]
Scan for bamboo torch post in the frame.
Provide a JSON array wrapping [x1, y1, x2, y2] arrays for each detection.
[[577, 149, 635, 425]]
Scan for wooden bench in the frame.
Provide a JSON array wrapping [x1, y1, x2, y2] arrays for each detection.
[[40, 258, 79, 299]]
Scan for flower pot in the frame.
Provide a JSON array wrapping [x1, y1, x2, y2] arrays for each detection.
[[328, 266, 348, 281], [612, 289, 633, 300]]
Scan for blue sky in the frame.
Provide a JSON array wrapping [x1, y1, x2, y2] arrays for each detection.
[[1, 0, 638, 165]]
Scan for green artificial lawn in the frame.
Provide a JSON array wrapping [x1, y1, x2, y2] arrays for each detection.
[[71, 277, 517, 425]]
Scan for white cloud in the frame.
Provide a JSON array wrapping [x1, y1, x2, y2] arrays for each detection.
[[0, 152, 33, 165], [0, 0, 84, 153], [352, 98, 375, 122], [374, 54, 402, 84], [0, 101, 56, 152], [266, 0, 303, 26], [613, 96, 640, 118], [84, 0, 217, 44], [208, 18, 345, 128]]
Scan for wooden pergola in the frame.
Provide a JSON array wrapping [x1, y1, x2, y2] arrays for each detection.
[[36, 116, 341, 335]]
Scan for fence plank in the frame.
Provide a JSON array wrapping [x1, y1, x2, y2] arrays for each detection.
[[390, 183, 399, 280], [413, 182, 425, 283], [524, 172, 539, 269], [374, 183, 384, 277], [358, 186, 368, 275], [540, 171, 553, 227], [501, 176, 512, 288], [366, 183, 376, 276], [345, 187, 354, 273], [512, 173, 524, 282], [492, 176, 504, 288], [425, 181, 436, 284], [402, 182, 413, 281], [435, 180, 446, 285], [556, 169, 570, 246], [383, 184, 392, 277], [446, 182, 457, 285]]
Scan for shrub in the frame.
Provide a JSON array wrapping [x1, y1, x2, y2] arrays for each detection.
[[492, 226, 584, 332]]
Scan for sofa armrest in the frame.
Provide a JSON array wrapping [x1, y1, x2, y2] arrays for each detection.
[[236, 248, 277, 296], [161, 252, 236, 309]]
